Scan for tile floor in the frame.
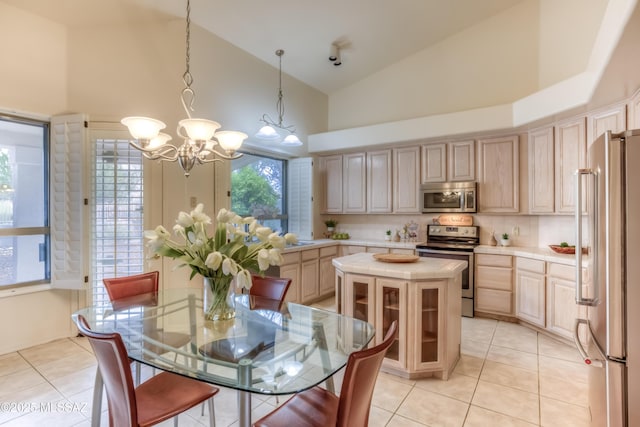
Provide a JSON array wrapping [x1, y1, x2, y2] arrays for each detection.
[[0, 298, 591, 426]]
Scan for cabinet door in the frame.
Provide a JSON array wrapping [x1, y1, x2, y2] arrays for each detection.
[[421, 143, 447, 183], [367, 150, 392, 213], [393, 146, 420, 213], [477, 135, 519, 213], [335, 270, 344, 314], [555, 117, 586, 214], [300, 258, 319, 303], [515, 270, 545, 327], [279, 262, 300, 304], [376, 278, 406, 369], [411, 281, 444, 370], [343, 153, 366, 213], [546, 275, 581, 340], [345, 274, 376, 331], [528, 126, 555, 214], [448, 140, 475, 182], [320, 155, 343, 213], [588, 102, 627, 146], [319, 256, 335, 297]]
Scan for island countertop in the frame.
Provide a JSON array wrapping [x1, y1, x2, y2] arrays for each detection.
[[332, 252, 467, 281]]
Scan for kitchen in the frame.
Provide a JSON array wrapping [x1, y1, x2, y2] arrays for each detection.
[[0, 0, 639, 426]]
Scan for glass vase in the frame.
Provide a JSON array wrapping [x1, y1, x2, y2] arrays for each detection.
[[203, 276, 236, 321]]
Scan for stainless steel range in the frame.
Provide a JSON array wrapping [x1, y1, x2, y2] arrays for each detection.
[[416, 225, 479, 317]]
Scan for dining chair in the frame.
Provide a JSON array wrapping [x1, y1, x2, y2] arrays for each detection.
[[75, 314, 219, 427], [103, 271, 193, 368], [246, 274, 292, 310], [252, 320, 398, 427]]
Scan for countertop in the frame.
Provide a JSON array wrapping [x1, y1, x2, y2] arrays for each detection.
[[474, 245, 581, 266], [332, 252, 467, 280], [284, 239, 582, 267]]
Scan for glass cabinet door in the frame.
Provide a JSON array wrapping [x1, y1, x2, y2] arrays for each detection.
[[376, 278, 406, 368], [345, 274, 375, 347], [420, 287, 439, 363]]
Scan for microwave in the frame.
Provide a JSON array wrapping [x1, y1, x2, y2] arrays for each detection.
[[421, 182, 477, 213]]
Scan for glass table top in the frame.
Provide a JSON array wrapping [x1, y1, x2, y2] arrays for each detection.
[[73, 288, 375, 396]]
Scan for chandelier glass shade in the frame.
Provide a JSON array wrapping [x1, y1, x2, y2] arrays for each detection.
[[255, 49, 302, 146], [121, 0, 246, 176]]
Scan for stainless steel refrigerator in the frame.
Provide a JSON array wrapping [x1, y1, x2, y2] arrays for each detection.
[[574, 129, 640, 427]]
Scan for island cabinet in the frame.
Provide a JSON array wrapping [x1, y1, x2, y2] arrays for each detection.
[[333, 252, 465, 379]]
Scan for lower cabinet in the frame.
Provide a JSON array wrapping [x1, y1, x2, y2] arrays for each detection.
[[278, 252, 301, 304], [546, 262, 587, 340], [515, 258, 546, 327], [475, 254, 514, 316], [343, 273, 459, 379]]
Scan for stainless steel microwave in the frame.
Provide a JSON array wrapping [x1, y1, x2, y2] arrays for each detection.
[[421, 182, 477, 213]]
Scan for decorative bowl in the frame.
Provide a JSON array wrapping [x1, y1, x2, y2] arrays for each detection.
[[548, 245, 588, 255]]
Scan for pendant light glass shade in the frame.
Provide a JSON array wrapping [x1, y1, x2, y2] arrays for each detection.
[[178, 118, 221, 142], [216, 131, 249, 152], [255, 125, 280, 140], [121, 117, 166, 142], [282, 134, 302, 146]]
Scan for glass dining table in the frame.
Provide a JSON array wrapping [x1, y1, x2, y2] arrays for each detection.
[[72, 288, 375, 427]]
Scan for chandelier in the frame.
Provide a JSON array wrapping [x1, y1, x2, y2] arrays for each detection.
[[255, 49, 302, 146], [121, 0, 247, 177]]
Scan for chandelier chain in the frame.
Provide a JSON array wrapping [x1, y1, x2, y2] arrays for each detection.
[[182, 0, 194, 117]]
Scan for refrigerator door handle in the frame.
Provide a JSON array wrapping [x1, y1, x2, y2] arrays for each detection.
[[575, 168, 599, 306], [574, 318, 605, 367]]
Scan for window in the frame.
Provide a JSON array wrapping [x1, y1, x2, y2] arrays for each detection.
[[0, 116, 49, 288], [90, 135, 144, 309], [231, 154, 287, 233]]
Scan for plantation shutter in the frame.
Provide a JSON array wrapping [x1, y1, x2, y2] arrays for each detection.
[[50, 114, 87, 290], [288, 157, 313, 240]]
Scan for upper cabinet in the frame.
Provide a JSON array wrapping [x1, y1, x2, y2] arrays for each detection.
[[367, 150, 392, 213], [587, 102, 627, 145], [527, 115, 597, 215], [343, 153, 367, 213], [393, 146, 420, 213], [421, 140, 474, 183], [628, 88, 640, 130], [528, 126, 555, 214], [476, 135, 519, 213], [319, 155, 342, 213], [555, 117, 586, 214]]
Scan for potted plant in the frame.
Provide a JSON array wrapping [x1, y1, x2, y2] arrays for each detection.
[[324, 219, 337, 232], [500, 233, 511, 247], [385, 229, 392, 241]]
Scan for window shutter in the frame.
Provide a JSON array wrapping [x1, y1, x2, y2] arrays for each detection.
[[50, 114, 87, 290], [288, 158, 313, 240]]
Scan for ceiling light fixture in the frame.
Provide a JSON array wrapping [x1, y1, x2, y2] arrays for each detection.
[[255, 49, 302, 146], [120, 0, 247, 177], [329, 43, 342, 66]]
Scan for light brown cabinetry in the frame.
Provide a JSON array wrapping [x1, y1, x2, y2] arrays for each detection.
[[278, 252, 301, 303], [421, 140, 475, 184], [319, 155, 342, 213], [367, 149, 392, 213], [528, 126, 555, 213], [300, 249, 320, 303], [318, 246, 338, 296], [515, 258, 546, 327], [476, 135, 519, 213], [628, 88, 640, 129], [546, 262, 587, 340], [588, 102, 627, 145], [341, 271, 459, 379], [393, 146, 420, 213], [376, 278, 407, 371], [343, 153, 366, 213], [475, 254, 514, 316], [555, 117, 587, 214]]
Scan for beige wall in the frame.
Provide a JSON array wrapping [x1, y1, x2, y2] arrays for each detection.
[[0, 2, 67, 115], [327, 0, 606, 132], [0, 5, 327, 354]]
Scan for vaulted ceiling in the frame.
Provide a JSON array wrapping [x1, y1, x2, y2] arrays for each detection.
[[2, 0, 525, 94]]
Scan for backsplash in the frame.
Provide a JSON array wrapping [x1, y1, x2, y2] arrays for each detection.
[[319, 213, 582, 248]]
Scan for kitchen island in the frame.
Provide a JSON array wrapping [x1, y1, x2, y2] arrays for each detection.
[[332, 252, 467, 379]]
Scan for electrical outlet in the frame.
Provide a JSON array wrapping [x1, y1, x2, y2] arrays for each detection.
[[190, 196, 197, 208], [512, 225, 520, 236]]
